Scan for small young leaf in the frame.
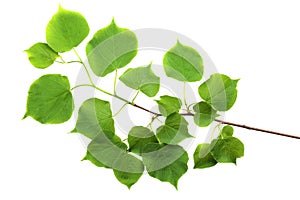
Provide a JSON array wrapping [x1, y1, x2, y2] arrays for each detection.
[[193, 101, 218, 127], [25, 43, 58, 69], [24, 74, 74, 124], [73, 98, 115, 139], [119, 64, 160, 97], [142, 143, 188, 189], [198, 73, 239, 111], [220, 125, 234, 138], [128, 126, 158, 154], [88, 133, 144, 188], [211, 137, 244, 164], [156, 95, 182, 116], [156, 113, 193, 145], [193, 143, 217, 169], [163, 41, 203, 82], [86, 19, 138, 77], [46, 6, 90, 52]]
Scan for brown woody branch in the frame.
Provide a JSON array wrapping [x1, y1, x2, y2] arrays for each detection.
[[132, 103, 300, 140]]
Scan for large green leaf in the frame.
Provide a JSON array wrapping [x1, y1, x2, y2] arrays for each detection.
[[156, 113, 193, 144], [163, 41, 203, 82], [86, 19, 138, 77], [155, 95, 182, 116], [142, 143, 188, 189], [193, 143, 217, 169], [46, 6, 89, 52], [119, 64, 160, 97], [211, 137, 244, 164], [25, 43, 59, 69], [82, 151, 106, 168], [73, 98, 115, 139], [128, 126, 158, 154], [87, 133, 144, 188], [193, 101, 218, 127], [23, 74, 74, 124], [198, 73, 239, 111]]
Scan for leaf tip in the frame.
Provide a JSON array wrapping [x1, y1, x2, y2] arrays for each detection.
[[110, 17, 116, 26], [68, 127, 77, 134], [58, 4, 64, 11], [126, 184, 132, 190], [22, 113, 28, 120]]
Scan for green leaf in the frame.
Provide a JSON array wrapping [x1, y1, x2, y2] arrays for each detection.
[[113, 169, 143, 189], [193, 143, 217, 169], [193, 101, 218, 127], [156, 95, 182, 116], [87, 133, 144, 188], [163, 41, 203, 82], [198, 73, 239, 111], [128, 126, 158, 154], [142, 143, 188, 189], [24, 74, 74, 124], [73, 98, 115, 139], [82, 151, 106, 168], [25, 43, 59, 69], [46, 6, 89, 52], [86, 19, 138, 77], [220, 125, 234, 138], [156, 113, 193, 144], [211, 137, 244, 164], [119, 63, 160, 97]]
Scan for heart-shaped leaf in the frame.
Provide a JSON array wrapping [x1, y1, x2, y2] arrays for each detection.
[[25, 43, 58, 69], [156, 113, 193, 145], [142, 143, 188, 189], [46, 6, 89, 52], [211, 137, 244, 164], [73, 98, 115, 139], [128, 126, 158, 154], [119, 64, 160, 97], [24, 74, 74, 124], [156, 95, 182, 116], [163, 41, 203, 82], [198, 73, 239, 111], [193, 143, 217, 169], [87, 133, 144, 189], [86, 19, 138, 77], [193, 101, 218, 127]]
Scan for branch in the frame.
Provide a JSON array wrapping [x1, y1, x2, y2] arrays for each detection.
[[131, 103, 300, 140], [214, 119, 300, 140]]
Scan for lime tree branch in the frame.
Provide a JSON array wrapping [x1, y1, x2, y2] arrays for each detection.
[[69, 50, 300, 140], [71, 83, 300, 140]]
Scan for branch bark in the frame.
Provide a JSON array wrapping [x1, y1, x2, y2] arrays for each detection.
[[132, 103, 300, 140]]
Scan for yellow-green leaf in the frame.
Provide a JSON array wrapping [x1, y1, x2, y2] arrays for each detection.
[[46, 6, 89, 52], [25, 43, 58, 69]]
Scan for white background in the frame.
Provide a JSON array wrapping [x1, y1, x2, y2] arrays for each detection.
[[1, 0, 300, 199]]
